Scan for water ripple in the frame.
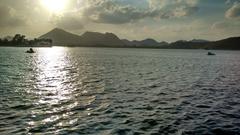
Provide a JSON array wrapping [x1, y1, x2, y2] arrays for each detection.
[[1, 48, 240, 134]]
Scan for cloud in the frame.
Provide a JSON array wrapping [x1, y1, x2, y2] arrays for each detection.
[[211, 21, 240, 33], [225, 2, 240, 19], [212, 21, 230, 29], [211, 20, 240, 40], [76, 0, 199, 24], [148, 0, 198, 9], [225, 0, 232, 4], [79, 0, 150, 24], [52, 13, 84, 30], [0, 0, 200, 28], [173, 6, 199, 17], [0, 4, 26, 27]]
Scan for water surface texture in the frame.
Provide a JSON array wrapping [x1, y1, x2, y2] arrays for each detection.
[[0, 47, 240, 135]]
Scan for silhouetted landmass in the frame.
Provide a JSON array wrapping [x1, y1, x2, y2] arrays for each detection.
[[80, 32, 124, 47], [40, 28, 124, 47], [190, 39, 209, 43], [163, 40, 209, 49], [39, 28, 81, 46], [162, 37, 240, 50], [1, 28, 240, 50], [206, 37, 240, 50], [0, 34, 52, 47], [122, 38, 168, 48], [40, 28, 240, 50]]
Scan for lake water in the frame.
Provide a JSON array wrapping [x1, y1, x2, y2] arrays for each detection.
[[0, 47, 240, 135]]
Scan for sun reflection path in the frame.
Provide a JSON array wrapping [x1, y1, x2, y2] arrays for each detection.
[[35, 47, 72, 105], [26, 47, 109, 134], [25, 47, 80, 133]]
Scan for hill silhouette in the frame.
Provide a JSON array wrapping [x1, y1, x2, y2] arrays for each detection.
[[206, 37, 240, 50], [1, 28, 238, 49], [39, 28, 81, 46], [39, 28, 240, 49], [122, 38, 168, 47], [40, 28, 168, 47], [80, 32, 124, 47], [40, 28, 124, 47]]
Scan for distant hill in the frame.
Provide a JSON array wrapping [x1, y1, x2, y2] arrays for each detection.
[[39, 28, 81, 46], [164, 37, 240, 50], [122, 38, 168, 47], [165, 40, 207, 49], [190, 39, 209, 43], [80, 32, 124, 47], [39, 28, 240, 50], [40, 28, 124, 47], [206, 37, 240, 50], [40, 28, 167, 47]]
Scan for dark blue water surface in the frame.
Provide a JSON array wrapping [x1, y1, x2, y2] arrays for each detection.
[[0, 47, 240, 135]]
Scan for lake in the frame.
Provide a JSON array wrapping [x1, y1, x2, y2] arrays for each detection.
[[0, 47, 240, 135]]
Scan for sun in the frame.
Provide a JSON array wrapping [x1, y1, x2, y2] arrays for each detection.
[[41, 0, 67, 14]]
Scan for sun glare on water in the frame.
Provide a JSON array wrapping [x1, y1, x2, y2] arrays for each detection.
[[41, 0, 67, 14]]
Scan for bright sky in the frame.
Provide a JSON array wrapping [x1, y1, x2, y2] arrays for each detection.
[[0, 0, 239, 42]]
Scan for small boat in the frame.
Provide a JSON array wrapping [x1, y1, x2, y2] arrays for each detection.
[[207, 52, 215, 56], [26, 48, 35, 53]]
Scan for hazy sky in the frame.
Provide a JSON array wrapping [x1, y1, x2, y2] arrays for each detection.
[[0, 0, 240, 42]]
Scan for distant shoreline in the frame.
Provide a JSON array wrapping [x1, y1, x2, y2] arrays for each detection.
[[1, 45, 240, 50], [0, 45, 52, 48], [1, 29, 239, 50]]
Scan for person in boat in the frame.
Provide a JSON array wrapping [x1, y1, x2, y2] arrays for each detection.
[[207, 52, 215, 55], [26, 48, 35, 53]]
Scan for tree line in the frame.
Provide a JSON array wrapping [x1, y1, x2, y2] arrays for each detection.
[[0, 34, 52, 47]]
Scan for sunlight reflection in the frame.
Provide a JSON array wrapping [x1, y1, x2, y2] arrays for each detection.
[[35, 47, 71, 105], [26, 47, 109, 133], [27, 47, 79, 131]]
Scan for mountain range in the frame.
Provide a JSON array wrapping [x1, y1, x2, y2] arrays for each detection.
[[40, 28, 240, 50], [40, 28, 124, 47]]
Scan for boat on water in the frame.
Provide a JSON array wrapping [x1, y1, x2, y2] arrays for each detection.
[[26, 48, 35, 53], [207, 52, 215, 56]]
